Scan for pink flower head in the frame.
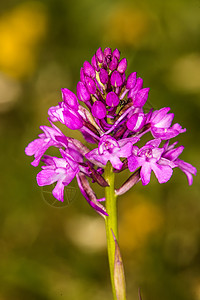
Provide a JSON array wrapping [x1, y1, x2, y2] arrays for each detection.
[[26, 47, 196, 215]]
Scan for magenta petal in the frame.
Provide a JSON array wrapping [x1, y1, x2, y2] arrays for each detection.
[[146, 138, 161, 148], [128, 156, 141, 172], [110, 156, 123, 170], [134, 88, 149, 107], [37, 169, 58, 186], [156, 113, 174, 128], [163, 146, 184, 161], [175, 158, 197, 185], [131, 77, 143, 94], [118, 142, 133, 157], [25, 139, 44, 156], [172, 123, 186, 134], [151, 164, 173, 183], [126, 72, 137, 89], [183, 171, 194, 185], [52, 180, 64, 202], [151, 127, 181, 139], [63, 110, 83, 130], [151, 107, 171, 124], [176, 159, 197, 176], [140, 162, 152, 185], [126, 113, 145, 131]]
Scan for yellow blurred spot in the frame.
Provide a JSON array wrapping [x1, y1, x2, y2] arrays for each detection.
[[119, 193, 164, 252], [104, 5, 149, 47], [0, 2, 47, 79], [64, 215, 106, 252], [168, 53, 200, 93]]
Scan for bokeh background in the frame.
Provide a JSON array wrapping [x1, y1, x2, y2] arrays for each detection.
[[0, 0, 199, 299]]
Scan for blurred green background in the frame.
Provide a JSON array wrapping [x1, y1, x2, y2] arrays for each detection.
[[0, 0, 199, 299]]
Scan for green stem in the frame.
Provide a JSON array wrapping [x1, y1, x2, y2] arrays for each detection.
[[105, 162, 118, 300]]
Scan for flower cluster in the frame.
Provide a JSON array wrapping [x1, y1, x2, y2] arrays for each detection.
[[25, 47, 196, 216]]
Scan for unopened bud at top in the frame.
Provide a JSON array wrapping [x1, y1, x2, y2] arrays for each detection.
[[113, 48, 120, 60], [96, 47, 103, 63], [117, 58, 127, 74], [83, 61, 96, 78]]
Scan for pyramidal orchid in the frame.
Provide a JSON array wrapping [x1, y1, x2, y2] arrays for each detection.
[[25, 47, 196, 300]]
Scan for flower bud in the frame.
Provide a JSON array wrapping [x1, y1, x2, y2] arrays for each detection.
[[77, 82, 90, 102], [113, 48, 120, 60], [109, 56, 118, 71], [111, 71, 123, 87], [134, 88, 149, 107], [104, 47, 112, 57], [96, 47, 103, 63], [127, 77, 144, 100], [63, 109, 83, 130], [106, 91, 119, 107], [61, 88, 79, 110], [126, 72, 137, 89], [83, 61, 96, 78], [99, 69, 109, 84], [134, 77, 143, 92], [126, 112, 145, 131], [117, 58, 127, 73], [91, 101, 106, 119], [80, 67, 85, 83], [85, 76, 96, 94], [91, 54, 99, 71]]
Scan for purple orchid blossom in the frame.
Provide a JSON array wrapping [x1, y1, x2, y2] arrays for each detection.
[[25, 47, 196, 215], [86, 135, 137, 170], [162, 140, 197, 185], [127, 139, 175, 185], [37, 150, 80, 202], [147, 107, 186, 139], [25, 123, 68, 167]]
